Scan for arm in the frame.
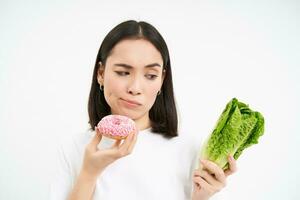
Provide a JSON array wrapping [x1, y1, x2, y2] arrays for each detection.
[[67, 170, 99, 200]]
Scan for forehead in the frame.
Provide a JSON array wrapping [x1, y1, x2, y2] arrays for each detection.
[[107, 39, 163, 67]]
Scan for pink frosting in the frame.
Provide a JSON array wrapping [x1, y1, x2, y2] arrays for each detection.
[[97, 115, 136, 138]]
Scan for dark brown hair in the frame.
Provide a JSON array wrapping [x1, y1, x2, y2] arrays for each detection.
[[88, 20, 178, 138]]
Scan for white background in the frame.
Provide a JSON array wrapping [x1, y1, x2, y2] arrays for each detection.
[[0, 0, 299, 199]]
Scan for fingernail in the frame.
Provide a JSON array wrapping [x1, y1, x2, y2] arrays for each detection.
[[200, 159, 206, 164], [229, 155, 234, 161]]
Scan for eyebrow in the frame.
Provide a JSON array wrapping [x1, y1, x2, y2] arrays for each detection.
[[113, 63, 161, 69]]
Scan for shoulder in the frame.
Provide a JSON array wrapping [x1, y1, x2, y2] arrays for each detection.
[[144, 128, 202, 152], [175, 128, 204, 166], [175, 128, 202, 151]]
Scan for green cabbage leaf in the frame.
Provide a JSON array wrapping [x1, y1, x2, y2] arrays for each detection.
[[199, 98, 265, 170]]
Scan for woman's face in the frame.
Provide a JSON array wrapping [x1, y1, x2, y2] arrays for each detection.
[[97, 39, 165, 128]]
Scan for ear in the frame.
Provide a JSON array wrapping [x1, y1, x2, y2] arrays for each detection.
[[97, 61, 105, 85]]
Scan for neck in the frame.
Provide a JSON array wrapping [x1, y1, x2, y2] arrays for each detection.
[[134, 115, 151, 131]]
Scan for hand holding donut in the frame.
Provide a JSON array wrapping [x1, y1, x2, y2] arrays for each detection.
[[81, 115, 138, 179]]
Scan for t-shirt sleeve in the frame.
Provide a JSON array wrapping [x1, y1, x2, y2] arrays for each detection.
[[48, 143, 74, 200]]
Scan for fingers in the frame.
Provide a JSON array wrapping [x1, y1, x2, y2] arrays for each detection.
[[200, 159, 226, 184], [224, 155, 238, 177], [120, 131, 137, 150], [193, 155, 237, 195], [87, 126, 102, 151], [116, 130, 138, 157], [195, 169, 222, 186], [193, 176, 214, 194], [127, 129, 138, 153]]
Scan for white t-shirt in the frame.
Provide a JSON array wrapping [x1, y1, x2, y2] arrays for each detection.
[[49, 128, 201, 200]]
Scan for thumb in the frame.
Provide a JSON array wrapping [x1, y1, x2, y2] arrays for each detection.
[[88, 126, 102, 151]]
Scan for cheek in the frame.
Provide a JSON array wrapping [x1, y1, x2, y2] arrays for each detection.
[[104, 76, 125, 98], [145, 83, 161, 100]]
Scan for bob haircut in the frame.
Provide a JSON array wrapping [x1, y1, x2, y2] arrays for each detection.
[[88, 20, 178, 138]]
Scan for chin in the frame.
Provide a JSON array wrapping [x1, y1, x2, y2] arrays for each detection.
[[111, 110, 136, 119], [123, 113, 140, 121], [124, 111, 148, 122]]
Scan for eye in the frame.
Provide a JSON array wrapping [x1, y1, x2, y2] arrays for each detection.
[[145, 74, 158, 80], [115, 71, 129, 76]]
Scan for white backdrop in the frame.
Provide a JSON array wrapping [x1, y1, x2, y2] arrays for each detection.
[[1, 0, 299, 199]]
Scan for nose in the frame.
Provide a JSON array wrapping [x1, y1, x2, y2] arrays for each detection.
[[127, 76, 142, 95]]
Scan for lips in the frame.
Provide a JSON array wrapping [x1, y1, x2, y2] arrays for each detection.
[[123, 99, 141, 105], [121, 98, 142, 106]]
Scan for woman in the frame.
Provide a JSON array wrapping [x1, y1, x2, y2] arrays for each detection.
[[50, 20, 237, 200]]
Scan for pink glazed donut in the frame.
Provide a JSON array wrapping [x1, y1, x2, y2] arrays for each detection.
[[97, 115, 137, 140]]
